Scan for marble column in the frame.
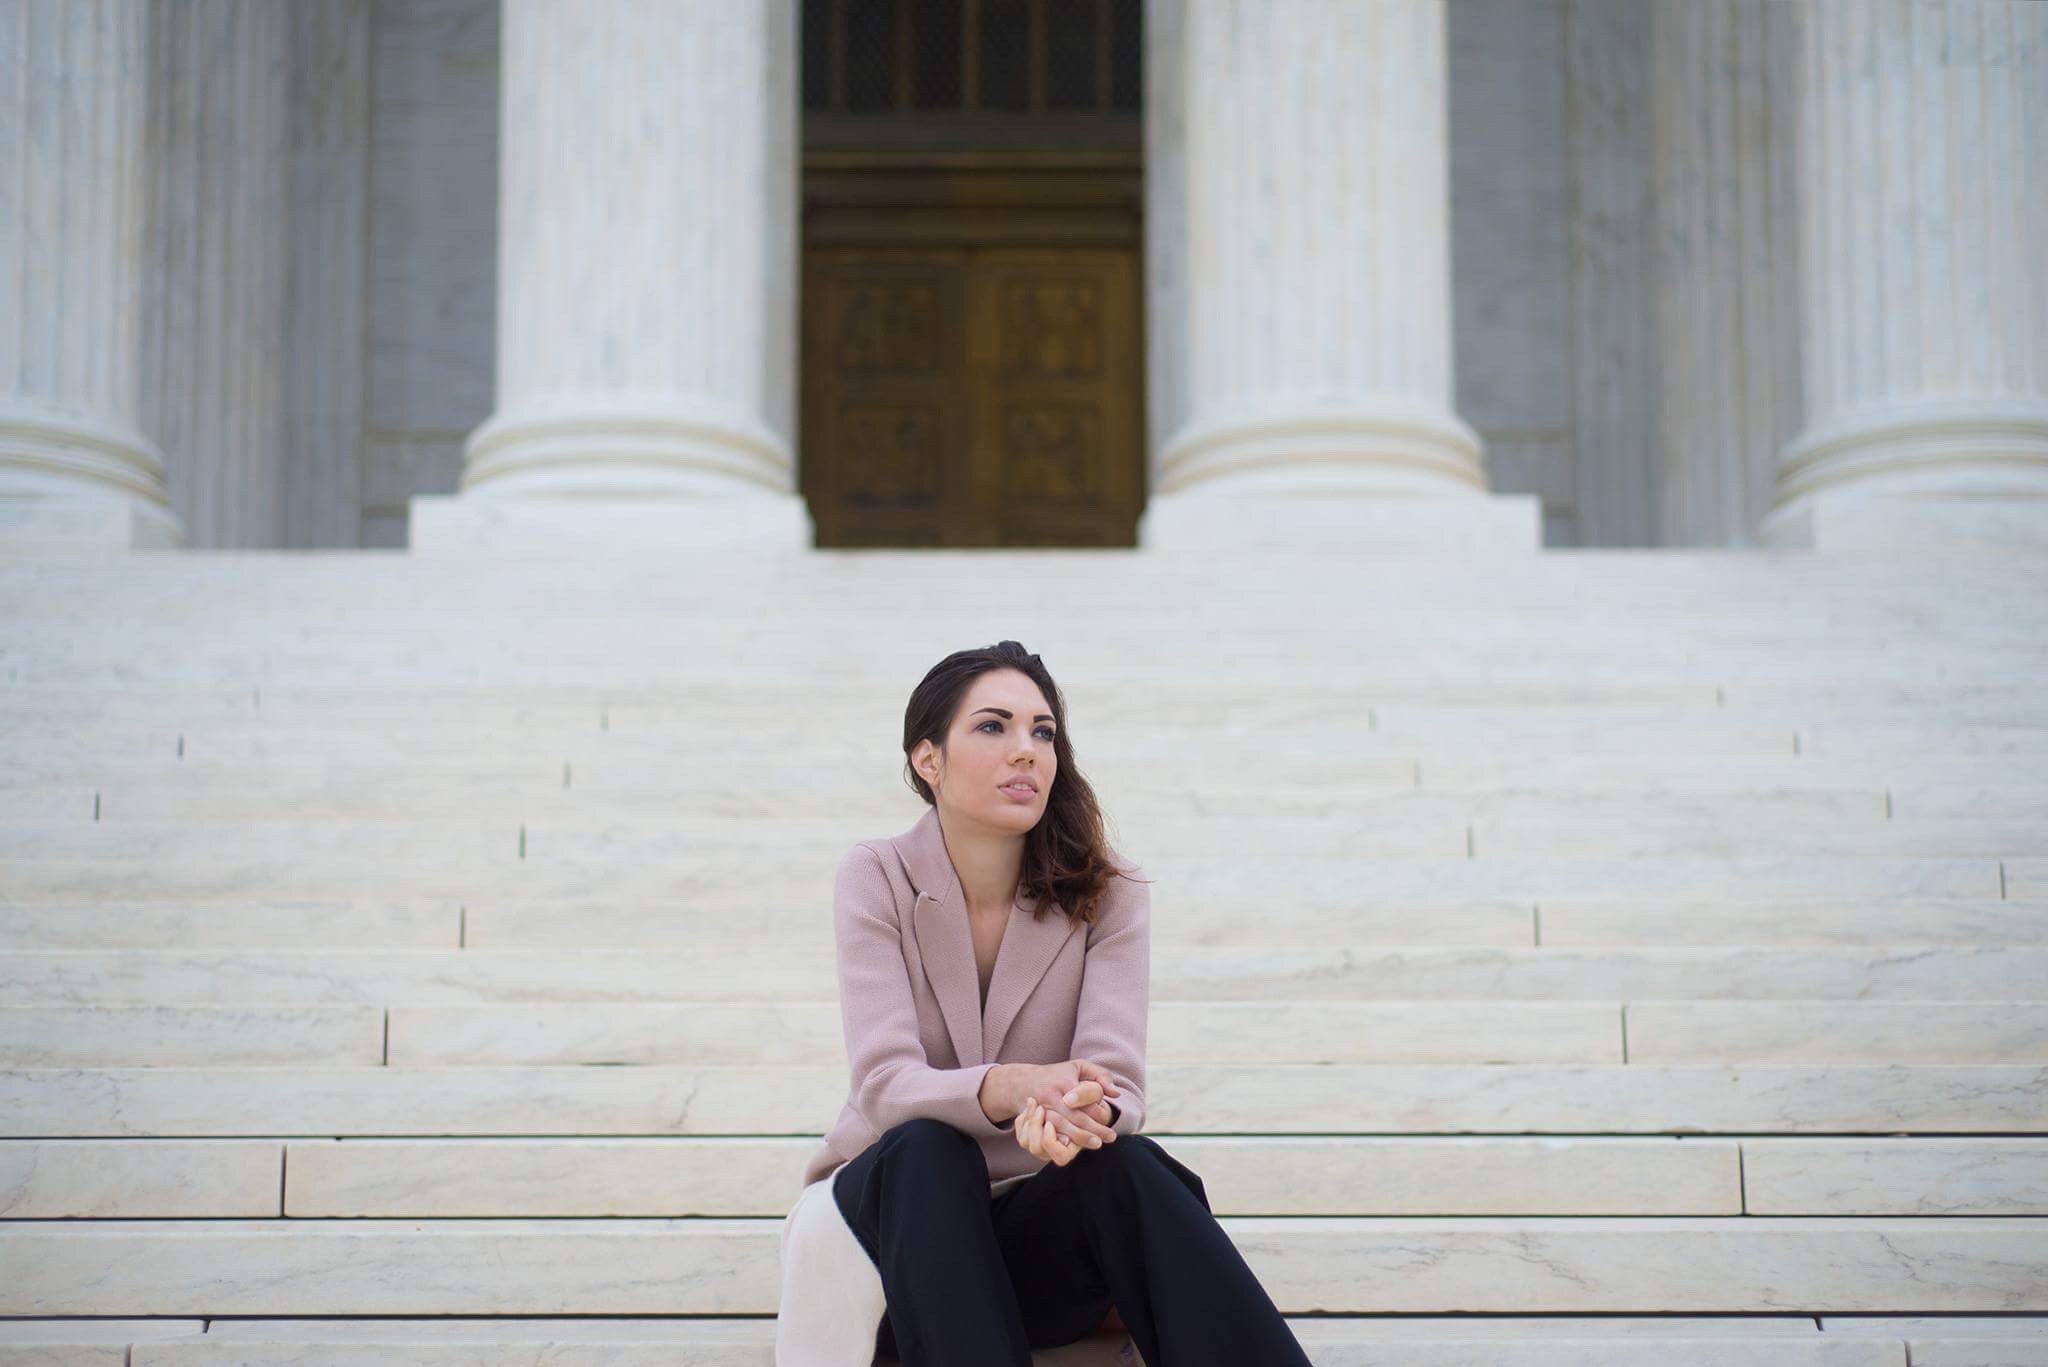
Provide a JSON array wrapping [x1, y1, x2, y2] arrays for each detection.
[[0, 0, 180, 549], [141, 0, 292, 550], [1762, 0, 2048, 549], [422, 0, 808, 550], [1140, 0, 1533, 552]]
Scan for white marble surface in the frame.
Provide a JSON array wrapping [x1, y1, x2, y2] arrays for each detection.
[[0, 1006, 383, 1067], [1626, 1002, 2048, 1064], [1765, 0, 2048, 541], [1142, 0, 1489, 545], [0, 0, 178, 548], [1743, 1139, 2048, 1215], [4, 534, 2048, 1336], [272, 1134, 1737, 1219], [0, 1140, 279, 1218], [5, 1217, 2043, 1315], [140, 0, 292, 550], [0, 849, 2001, 906], [5, 946, 2044, 1006], [4, 1064, 2040, 1140], [8, 1315, 2001, 1367], [25, 1316, 1911, 1367], [458, 0, 798, 504], [385, 999, 1622, 1067]]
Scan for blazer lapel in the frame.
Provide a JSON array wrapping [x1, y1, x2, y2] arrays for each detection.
[[910, 886, 983, 1065], [894, 806, 1080, 1067]]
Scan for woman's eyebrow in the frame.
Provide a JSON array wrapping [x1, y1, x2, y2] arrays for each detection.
[[972, 707, 1055, 723]]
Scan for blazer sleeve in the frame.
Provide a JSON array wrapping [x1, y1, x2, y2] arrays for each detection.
[[832, 842, 1014, 1140], [1071, 865, 1151, 1137]]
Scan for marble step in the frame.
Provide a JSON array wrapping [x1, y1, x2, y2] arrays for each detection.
[[10, 766, 2048, 830], [0, 999, 1996, 1072], [379, 892, 2048, 953], [7, 682, 2043, 730], [9, 1136, 2043, 1220], [11, 582, 2024, 633], [6, 946, 2046, 1006], [0, 723, 1820, 773], [83, 1319, 2048, 1367], [3, 894, 2038, 953], [19, 723, 2048, 776], [0, 1000, 1630, 1067], [6, 675, 2036, 712], [1624, 1001, 2048, 1064], [13, 756, 2040, 830], [14, 641, 2033, 691], [23, 695, 2042, 745], [5, 1217, 2044, 1315], [4, 809, 2041, 863], [0, 851, 2009, 904], [8, 674, 2014, 711], [15, 723, 2042, 772], [10, 1315, 2011, 1367], [0, 1318, 1140, 1367], [6, 1063, 2041, 1137], [16, 593, 2023, 636], [3, 778, 1916, 829]]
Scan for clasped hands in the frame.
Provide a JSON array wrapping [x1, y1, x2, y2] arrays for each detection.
[[982, 1059, 1122, 1168]]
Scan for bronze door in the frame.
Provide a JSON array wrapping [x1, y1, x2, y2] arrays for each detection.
[[804, 244, 1142, 548]]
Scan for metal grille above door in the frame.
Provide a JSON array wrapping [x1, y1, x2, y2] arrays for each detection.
[[803, 0, 1140, 121]]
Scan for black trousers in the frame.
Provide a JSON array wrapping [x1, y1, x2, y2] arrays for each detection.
[[832, 1116, 1312, 1367]]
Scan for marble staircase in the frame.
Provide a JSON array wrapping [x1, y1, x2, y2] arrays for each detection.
[[1, 543, 2045, 1364]]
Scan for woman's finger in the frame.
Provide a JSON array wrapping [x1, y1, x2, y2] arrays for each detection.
[[1057, 1079, 1102, 1108], [1046, 1110, 1076, 1165], [1028, 1099, 1054, 1162], [1040, 1094, 1115, 1145], [1071, 1060, 1122, 1097]]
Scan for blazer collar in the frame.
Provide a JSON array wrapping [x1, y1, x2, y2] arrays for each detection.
[[891, 804, 1078, 1065]]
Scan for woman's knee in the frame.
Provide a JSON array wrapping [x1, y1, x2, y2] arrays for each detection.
[[878, 1115, 983, 1167], [1079, 1134, 1210, 1205]]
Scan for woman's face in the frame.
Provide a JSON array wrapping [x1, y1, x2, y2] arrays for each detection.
[[921, 667, 1058, 834]]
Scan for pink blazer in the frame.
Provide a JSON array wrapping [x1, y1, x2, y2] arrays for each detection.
[[799, 804, 1152, 1191]]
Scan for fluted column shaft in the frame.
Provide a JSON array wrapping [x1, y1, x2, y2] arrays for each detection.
[[1769, 0, 2048, 526], [461, 0, 798, 500], [0, 0, 179, 545], [142, 0, 291, 549], [1148, 0, 1483, 500]]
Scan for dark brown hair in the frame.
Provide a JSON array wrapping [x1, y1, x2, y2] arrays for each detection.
[[902, 640, 1148, 927]]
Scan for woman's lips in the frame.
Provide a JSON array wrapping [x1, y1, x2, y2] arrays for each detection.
[[1000, 782, 1037, 801]]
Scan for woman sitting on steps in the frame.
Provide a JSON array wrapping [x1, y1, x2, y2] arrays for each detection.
[[776, 639, 1311, 1366]]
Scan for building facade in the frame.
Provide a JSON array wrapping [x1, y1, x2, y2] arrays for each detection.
[[4, 0, 2045, 553]]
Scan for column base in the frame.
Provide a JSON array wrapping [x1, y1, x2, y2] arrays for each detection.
[[1, 402, 182, 555], [0, 494, 184, 558], [1757, 490, 2048, 556], [406, 492, 816, 556], [459, 396, 795, 501], [1139, 486, 1542, 554]]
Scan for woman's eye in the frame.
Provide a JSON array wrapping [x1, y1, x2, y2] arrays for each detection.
[[977, 719, 1057, 742]]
